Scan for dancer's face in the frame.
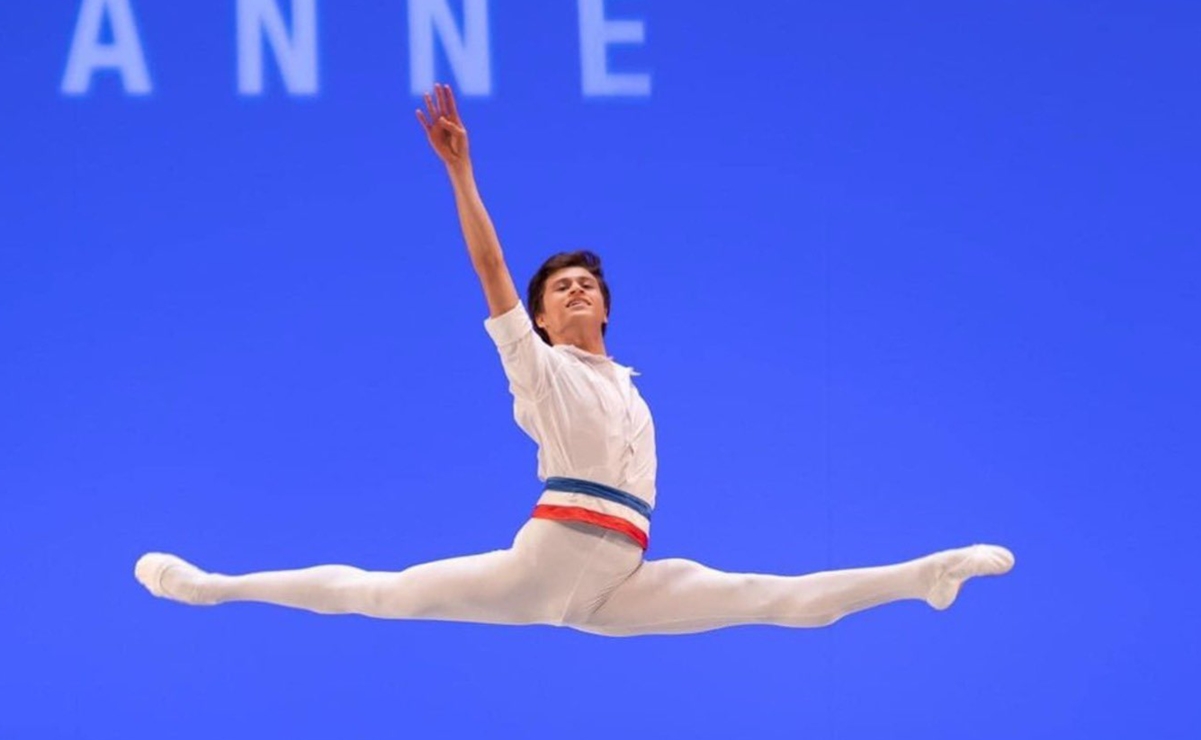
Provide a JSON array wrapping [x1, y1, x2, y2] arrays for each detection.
[[536, 267, 607, 344]]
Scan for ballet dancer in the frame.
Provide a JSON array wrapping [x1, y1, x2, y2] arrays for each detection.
[[134, 83, 1015, 636]]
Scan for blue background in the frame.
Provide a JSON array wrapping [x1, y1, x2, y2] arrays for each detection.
[[2, 1, 1199, 738]]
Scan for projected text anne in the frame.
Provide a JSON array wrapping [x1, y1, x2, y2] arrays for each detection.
[[61, 0, 652, 98]]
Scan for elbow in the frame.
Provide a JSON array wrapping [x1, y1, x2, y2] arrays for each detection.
[[474, 251, 505, 276]]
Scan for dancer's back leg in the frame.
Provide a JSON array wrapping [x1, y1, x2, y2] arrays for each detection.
[[135, 520, 593, 626], [224, 550, 553, 624]]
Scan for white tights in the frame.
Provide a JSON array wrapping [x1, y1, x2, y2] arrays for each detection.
[[173, 519, 949, 636]]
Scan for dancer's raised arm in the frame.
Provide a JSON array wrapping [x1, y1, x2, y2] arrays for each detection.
[[416, 83, 520, 319]]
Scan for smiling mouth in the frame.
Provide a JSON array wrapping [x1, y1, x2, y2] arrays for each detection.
[[568, 301, 589, 308]]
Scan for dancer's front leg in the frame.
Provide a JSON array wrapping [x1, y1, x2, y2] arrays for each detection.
[[577, 545, 1014, 637], [135, 547, 559, 626]]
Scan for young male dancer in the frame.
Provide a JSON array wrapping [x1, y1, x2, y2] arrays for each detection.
[[134, 83, 1014, 636]]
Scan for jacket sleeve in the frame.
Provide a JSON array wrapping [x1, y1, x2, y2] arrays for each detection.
[[483, 301, 561, 401]]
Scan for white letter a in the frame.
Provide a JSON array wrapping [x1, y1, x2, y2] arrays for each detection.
[[62, 0, 152, 95]]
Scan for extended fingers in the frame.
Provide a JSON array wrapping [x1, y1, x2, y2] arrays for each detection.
[[441, 83, 460, 121], [424, 91, 441, 122], [418, 84, 463, 132]]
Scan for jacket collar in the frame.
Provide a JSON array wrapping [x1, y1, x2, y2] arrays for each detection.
[[554, 343, 641, 376]]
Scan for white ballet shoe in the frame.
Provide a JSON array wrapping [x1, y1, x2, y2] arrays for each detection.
[[134, 552, 216, 605], [925, 544, 1015, 611]]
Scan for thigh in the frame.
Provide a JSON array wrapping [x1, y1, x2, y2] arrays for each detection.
[[367, 547, 545, 623], [579, 557, 768, 636], [368, 519, 601, 625]]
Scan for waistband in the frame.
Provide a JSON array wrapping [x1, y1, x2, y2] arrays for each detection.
[[534, 477, 653, 550], [542, 477, 653, 520]]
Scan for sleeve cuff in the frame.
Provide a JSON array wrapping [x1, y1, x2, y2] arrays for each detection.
[[483, 300, 534, 347]]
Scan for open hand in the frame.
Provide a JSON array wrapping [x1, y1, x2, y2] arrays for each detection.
[[416, 83, 470, 169]]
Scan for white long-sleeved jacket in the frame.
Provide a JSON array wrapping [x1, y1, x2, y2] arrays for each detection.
[[484, 300, 657, 549]]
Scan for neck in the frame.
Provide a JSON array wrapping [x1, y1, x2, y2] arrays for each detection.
[[553, 329, 606, 356]]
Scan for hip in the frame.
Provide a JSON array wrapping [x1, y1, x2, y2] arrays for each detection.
[[534, 476, 654, 550]]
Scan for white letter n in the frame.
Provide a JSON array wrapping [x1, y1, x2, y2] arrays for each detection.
[[61, 0, 152, 95], [238, 0, 319, 96], [408, 0, 492, 96]]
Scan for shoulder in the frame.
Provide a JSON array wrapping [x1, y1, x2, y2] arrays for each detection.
[[483, 300, 535, 347]]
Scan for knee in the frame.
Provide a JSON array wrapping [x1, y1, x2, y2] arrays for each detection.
[[809, 611, 843, 628], [325, 575, 383, 615], [562, 619, 634, 638]]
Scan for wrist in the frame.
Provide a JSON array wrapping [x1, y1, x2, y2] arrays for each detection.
[[446, 160, 474, 181]]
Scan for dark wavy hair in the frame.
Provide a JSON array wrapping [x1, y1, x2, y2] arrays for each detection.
[[527, 250, 611, 345]]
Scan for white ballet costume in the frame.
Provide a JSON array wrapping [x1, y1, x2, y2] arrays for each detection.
[[135, 300, 1014, 635]]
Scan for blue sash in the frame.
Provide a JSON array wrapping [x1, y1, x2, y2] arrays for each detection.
[[543, 477, 653, 521]]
